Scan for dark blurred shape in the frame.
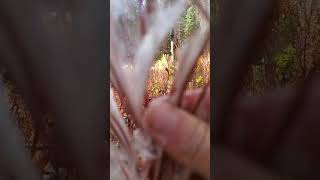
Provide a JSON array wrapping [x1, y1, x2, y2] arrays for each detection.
[[213, 0, 277, 144], [0, 0, 107, 179], [213, 0, 320, 179]]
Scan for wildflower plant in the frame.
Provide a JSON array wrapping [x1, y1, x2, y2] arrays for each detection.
[[110, 0, 209, 179]]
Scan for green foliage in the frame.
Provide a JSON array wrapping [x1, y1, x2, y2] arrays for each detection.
[[195, 75, 204, 87], [154, 53, 168, 70], [160, 5, 200, 54], [180, 5, 199, 42], [149, 81, 162, 96], [275, 44, 297, 81]]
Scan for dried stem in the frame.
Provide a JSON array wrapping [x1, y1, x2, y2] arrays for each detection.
[[110, 0, 210, 179]]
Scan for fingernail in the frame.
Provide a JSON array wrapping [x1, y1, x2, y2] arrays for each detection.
[[145, 98, 179, 146]]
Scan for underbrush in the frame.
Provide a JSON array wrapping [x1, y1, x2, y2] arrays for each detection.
[[112, 51, 210, 135]]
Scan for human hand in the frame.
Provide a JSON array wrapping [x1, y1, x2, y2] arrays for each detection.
[[145, 82, 320, 180], [144, 88, 210, 179]]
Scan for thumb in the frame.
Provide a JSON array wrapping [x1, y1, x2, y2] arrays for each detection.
[[145, 97, 210, 178]]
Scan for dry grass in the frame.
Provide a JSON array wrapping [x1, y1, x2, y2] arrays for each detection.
[[112, 51, 210, 134]]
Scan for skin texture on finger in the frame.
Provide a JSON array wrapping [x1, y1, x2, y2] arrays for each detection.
[[151, 88, 210, 120], [145, 97, 210, 178], [181, 88, 210, 121]]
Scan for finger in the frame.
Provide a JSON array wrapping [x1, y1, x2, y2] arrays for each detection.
[[181, 87, 210, 121], [154, 88, 210, 119], [195, 87, 210, 121], [181, 88, 204, 111], [145, 98, 210, 178]]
